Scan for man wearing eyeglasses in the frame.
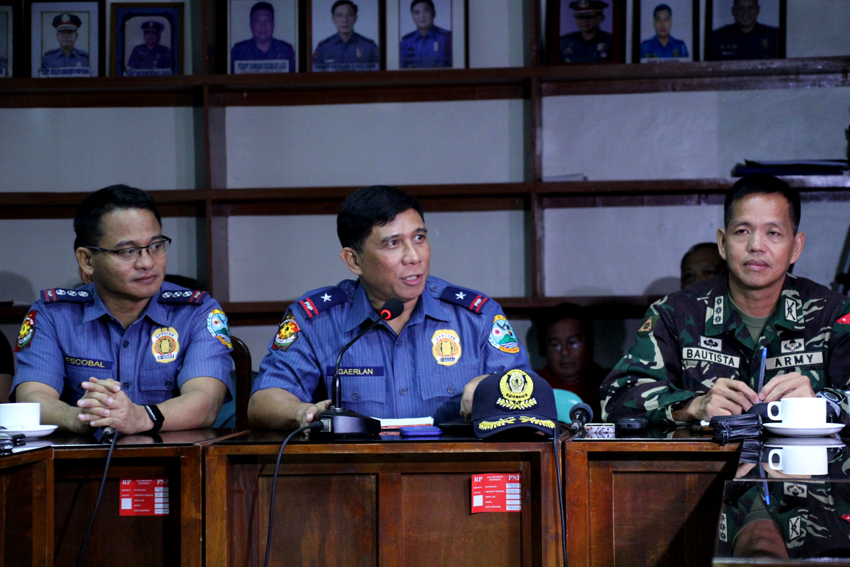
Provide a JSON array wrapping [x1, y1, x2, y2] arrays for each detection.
[[12, 185, 233, 435], [535, 303, 606, 419]]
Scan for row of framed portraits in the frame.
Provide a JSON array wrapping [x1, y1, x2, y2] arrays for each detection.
[[0, 0, 466, 78], [0, 0, 787, 78], [548, 0, 786, 65]]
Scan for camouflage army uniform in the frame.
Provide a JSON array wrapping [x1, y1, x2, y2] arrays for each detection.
[[718, 479, 850, 558], [600, 273, 850, 424]]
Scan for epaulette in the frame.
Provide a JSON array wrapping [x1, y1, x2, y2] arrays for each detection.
[[316, 35, 334, 47], [297, 286, 348, 320], [42, 288, 94, 304], [439, 286, 489, 314], [158, 289, 208, 305]]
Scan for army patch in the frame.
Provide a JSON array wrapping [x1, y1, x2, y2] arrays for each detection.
[[713, 296, 724, 325], [766, 352, 823, 370], [682, 347, 740, 368], [151, 327, 180, 363], [718, 513, 727, 542], [785, 483, 807, 498], [700, 336, 722, 351], [431, 329, 461, 366], [637, 316, 655, 334], [781, 339, 804, 353], [207, 309, 231, 348], [784, 298, 798, 323], [496, 370, 536, 411], [489, 315, 519, 353], [838, 314, 850, 325], [15, 310, 37, 352], [273, 313, 300, 352]]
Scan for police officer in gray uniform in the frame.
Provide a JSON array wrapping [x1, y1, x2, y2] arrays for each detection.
[[126, 20, 172, 72], [313, 1, 379, 71], [42, 13, 90, 69]]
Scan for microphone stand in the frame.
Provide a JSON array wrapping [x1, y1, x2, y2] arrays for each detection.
[[314, 316, 387, 436]]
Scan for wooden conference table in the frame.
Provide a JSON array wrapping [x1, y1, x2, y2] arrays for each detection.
[[1, 424, 757, 567]]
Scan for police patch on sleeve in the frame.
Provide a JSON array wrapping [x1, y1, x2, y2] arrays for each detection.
[[489, 315, 520, 354], [14, 310, 37, 352], [272, 312, 300, 352], [207, 309, 232, 348], [431, 329, 461, 365], [151, 327, 180, 363]]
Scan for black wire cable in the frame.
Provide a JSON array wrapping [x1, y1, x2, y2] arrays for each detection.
[[263, 422, 324, 567], [553, 426, 568, 567], [76, 429, 120, 567]]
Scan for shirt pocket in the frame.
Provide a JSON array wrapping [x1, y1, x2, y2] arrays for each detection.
[[340, 375, 387, 406], [64, 361, 115, 399], [138, 360, 181, 398], [418, 364, 475, 403]]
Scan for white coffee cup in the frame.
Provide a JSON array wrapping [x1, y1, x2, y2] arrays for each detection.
[[768, 445, 828, 475], [0, 402, 40, 429], [766, 397, 826, 426]]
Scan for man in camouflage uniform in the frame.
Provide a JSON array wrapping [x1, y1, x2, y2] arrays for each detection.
[[601, 174, 850, 424]]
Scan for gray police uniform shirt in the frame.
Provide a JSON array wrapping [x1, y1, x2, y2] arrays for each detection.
[[12, 282, 234, 407], [252, 276, 536, 424], [313, 32, 379, 71]]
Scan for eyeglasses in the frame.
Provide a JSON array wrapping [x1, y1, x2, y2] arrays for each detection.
[[546, 338, 583, 353], [86, 237, 171, 262]]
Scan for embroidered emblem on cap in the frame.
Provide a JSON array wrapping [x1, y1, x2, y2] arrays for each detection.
[[497, 369, 536, 411], [151, 327, 180, 363], [15, 310, 37, 352], [207, 309, 231, 348], [431, 329, 461, 366], [273, 313, 300, 352], [489, 315, 519, 353]]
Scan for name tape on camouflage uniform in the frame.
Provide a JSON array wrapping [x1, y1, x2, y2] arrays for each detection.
[[682, 347, 740, 368]]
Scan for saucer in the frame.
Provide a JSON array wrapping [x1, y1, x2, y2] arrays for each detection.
[[0, 425, 58, 438], [763, 423, 844, 437], [764, 437, 845, 448]]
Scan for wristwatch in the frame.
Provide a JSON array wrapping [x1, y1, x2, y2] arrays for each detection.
[[143, 404, 165, 433]]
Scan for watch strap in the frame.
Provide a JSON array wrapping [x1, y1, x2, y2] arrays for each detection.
[[143, 404, 164, 433]]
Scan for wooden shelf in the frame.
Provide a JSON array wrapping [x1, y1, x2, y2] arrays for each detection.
[[0, 76, 204, 108]]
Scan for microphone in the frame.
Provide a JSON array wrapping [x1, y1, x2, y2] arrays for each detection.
[[317, 298, 404, 436], [569, 402, 593, 430]]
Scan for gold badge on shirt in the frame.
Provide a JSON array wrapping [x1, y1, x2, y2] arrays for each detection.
[[151, 327, 180, 363], [432, 329, 461, 366]]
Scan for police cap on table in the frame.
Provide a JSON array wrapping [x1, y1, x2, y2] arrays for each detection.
[[52, 13, 82, 31], [141, 20, 164, 33], [569, 0, 608, 15]]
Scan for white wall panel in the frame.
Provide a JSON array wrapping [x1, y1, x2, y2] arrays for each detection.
[[226, 99, 526, 188]]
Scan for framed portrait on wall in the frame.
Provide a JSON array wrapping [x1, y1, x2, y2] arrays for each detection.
[[705, 0, 785, 61], [28, 0, 103, 77], [547, 0, 625, 65], [310, 0, 383, 72], [0, 3, 13, 77], [392, 0, 465, 70], [111, 3, 182, 76], [228, 0, 297, 74], [633, 0, 697, 63]]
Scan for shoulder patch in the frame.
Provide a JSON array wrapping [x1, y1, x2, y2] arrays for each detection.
[[298, 286, 347, 320], [42, 288, 94, 304], [638, 315, 656, 334], [159, 289, 208, 305], [272, 311, 300, 351], [439, 286, 489, 314]]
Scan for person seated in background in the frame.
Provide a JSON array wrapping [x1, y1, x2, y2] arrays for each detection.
[[535, 303, 606, 420], [248, 185, 537, 430], [681, 241, 727, 289], [0, 331, 12, 403], [601, 174, 850, 424], [12, 185, 233, 435]]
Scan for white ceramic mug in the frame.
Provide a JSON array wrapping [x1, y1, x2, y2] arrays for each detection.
[[768, 445, 828, 475], [0, 403, 40, 429], [766, 397, 826, 426]]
